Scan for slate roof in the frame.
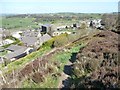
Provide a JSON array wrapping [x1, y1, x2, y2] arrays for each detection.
[[5, 47, 27, 59], [6, 45, 26, 52], [20, 36, 38, 46], [39, 34, 52, 44], [22, 30, 40, 37], [42, 24, 52, 27]]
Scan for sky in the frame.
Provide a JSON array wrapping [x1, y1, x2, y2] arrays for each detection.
[[0, 0, 119, 14]]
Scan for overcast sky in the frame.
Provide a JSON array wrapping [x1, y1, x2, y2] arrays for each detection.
[[0, 0, 119, 14]]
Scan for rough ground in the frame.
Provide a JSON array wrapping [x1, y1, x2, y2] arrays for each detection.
[[0, 28, 101, 88], [70, 30, 120, 89], [58, 61, 72, 89]]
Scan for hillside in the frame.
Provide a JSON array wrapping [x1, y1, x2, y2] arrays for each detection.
[[0, 29, 119, 89], [0, 13, 119, 89], [67, 30, 119, 89], [101, 13, 119, 33]]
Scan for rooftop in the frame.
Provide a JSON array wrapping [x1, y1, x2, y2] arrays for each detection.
[[5, 47, 28, 59], [6, 45, 26, 52], [42, 24, 52, 27], [21, 36, 38, 46], [22, 30, 40, 37], [39, 34, 52, 44]]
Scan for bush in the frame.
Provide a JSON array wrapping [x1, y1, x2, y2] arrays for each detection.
[[53, 33, 69, 47], [80, 23, 87, 29], [41, 38, 54, 48]]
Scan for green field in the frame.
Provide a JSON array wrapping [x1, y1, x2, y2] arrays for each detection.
[[1, 17, 39, 30], [0, 13, 102, 32]]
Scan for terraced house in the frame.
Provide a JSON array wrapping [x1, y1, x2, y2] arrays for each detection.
[[4, 45, 34, 61]]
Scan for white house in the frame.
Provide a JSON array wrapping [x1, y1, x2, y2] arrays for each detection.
[[12, 31, 22, 39], [52, 31, 71, 36], [57, 26, 66, 30], [3, 39, 14, 45], [12, 33, 21, 39]]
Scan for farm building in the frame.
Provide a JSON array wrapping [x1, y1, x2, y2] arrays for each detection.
[[41, 24, 52, 34]]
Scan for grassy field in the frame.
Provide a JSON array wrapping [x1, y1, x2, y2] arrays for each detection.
[[0, 13, 102, 32], [1, 17, 39, 30]]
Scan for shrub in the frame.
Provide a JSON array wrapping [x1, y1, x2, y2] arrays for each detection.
[[80, 23, 87, 29], [53, 33, 69, 47]]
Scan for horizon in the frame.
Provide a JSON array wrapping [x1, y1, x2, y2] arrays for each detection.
[[0, 1, 119, 14], [0, 12, 116, 15]]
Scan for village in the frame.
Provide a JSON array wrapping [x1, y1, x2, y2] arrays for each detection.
[[0, 0, 119, 88], [0, 18, 104, 64]]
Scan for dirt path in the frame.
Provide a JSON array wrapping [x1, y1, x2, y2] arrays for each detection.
[[57, 29, 98, 89], [0, 28, 100, 88], [58, 61, 72, 89]]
